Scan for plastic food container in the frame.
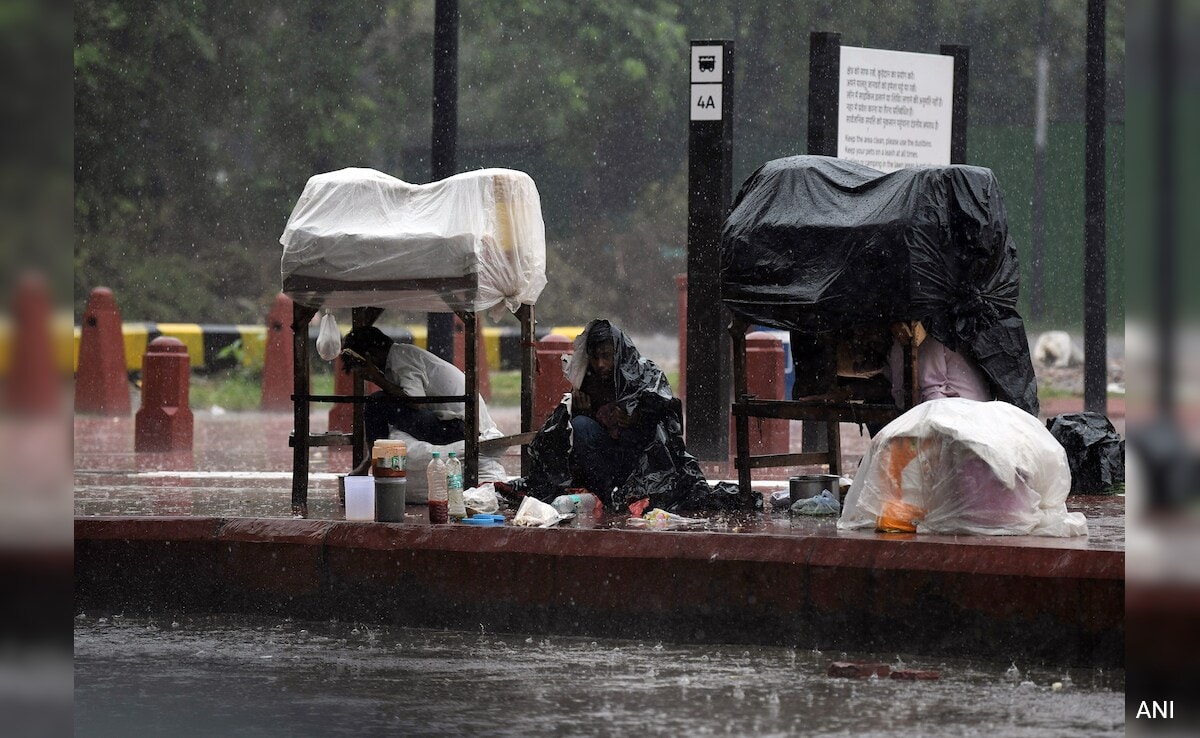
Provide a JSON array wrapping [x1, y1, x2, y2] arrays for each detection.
[[372, 439, 407, 478], [344, 476, 376, 521], [375, 478, 407, 522], [789, 474, 841, 504]]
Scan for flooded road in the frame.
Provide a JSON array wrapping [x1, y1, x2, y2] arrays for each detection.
[[75, 613, 1123, 737]]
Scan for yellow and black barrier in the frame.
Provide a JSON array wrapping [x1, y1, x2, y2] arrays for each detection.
[[68, 323, 267, 373], [55, 321, 565, 375]]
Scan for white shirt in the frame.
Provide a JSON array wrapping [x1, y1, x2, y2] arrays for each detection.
[[384, 343, 499, 435]]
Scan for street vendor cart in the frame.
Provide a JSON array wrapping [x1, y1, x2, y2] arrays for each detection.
[[720, 155, 1038, 491], [280, 167, 547, 516]]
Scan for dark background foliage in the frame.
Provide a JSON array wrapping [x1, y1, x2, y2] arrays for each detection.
[[74, 0, 1124, 332]]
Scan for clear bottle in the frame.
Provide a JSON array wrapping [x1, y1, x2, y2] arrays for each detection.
[[551, 491, 600, 516], [446, 452, 466, 521], [427, 452, 449, 524]]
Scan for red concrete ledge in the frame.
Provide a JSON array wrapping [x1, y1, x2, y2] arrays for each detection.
[[74, 516, 1123, 668]]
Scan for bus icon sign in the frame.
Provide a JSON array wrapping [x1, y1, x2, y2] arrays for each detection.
[[698, 55, 715, 72]]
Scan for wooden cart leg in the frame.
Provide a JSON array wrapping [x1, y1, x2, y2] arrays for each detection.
[[518, 304, 535, 477], [826, 420, 842, 477], [291, 302, 317, 518], [460, 310, 480, 489], [729, 318, 752, 493], [903, 321, 919, 410], [351, 308, 368, 472]]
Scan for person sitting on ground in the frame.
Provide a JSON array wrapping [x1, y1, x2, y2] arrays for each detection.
[[567, 321, 661, 500], [498, 318, 759, 513], [340, 326, 498, 473]]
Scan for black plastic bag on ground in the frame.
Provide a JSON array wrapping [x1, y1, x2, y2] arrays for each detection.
[[1046, 412, 1125, 495]]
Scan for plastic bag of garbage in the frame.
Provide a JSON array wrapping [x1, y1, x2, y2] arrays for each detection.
[[626, 508, 707, 530], [464, 483, 500, 515], [791, 490, 841, 516], [1045, 412, 1125, 495], [316, 311, 342, 361], [839, 398, 1087, 537], [513, 495, 568, 527], [395, 431, 506, 503]]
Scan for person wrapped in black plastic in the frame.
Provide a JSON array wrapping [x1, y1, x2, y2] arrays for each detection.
[[501, 319, 759, 514]]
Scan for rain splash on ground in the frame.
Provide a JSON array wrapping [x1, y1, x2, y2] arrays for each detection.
[[75, 613, 1124, 737]]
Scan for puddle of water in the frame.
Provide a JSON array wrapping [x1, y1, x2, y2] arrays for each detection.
[[74, 613, 1124, 737]]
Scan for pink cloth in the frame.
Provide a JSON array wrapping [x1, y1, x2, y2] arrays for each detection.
[[889, 335, 993, 407]]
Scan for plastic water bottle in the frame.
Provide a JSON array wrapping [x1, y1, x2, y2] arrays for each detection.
[[551, 492, 599, 516], [446, 452, 466, 521], [427, 452, 448, 524]]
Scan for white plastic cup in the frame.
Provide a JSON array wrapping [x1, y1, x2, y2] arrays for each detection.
[[344, 476, 376, 521]]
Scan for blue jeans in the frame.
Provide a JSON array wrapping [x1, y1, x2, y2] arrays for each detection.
[[571, 415, 643, 496], [364, 391, 465, 447]]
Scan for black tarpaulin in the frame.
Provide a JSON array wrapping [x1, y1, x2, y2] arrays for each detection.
[[720, 155, 1038, 415]]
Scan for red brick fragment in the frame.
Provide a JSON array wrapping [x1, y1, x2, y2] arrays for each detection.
[[890, 669, 941, 681], [827, 661, 891, 678]]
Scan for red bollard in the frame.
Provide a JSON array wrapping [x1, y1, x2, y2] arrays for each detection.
[[740, 331, 790, 455], [261, 293, 296, 411], [6, 273, 59, 415], [135, 337, 193, 452], [534, 334, 573, 427], [453, 316, 491, 401], [75, 287, 131, 416]]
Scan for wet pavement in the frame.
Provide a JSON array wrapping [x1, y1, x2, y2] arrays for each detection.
[[74, 406, 1124, 551], [75, 613, 1125, 738], [74, 403, 1126, 696]]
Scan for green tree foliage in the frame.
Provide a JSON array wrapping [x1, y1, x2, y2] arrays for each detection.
[[74, 0, 1123, 330]]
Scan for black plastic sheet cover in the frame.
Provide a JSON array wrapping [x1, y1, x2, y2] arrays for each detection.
[[720, 155, 1038, 415]]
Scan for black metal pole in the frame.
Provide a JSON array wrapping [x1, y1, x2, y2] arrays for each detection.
[[685, 40, 734, 460], [1155, 0, 1176, 417], [807, 32, 841, 158], [801, 32, 840, 453], [427, 0, 458, 362], [1030, 0, 1049, 323], [939, 44, 970, 165], [1083, 0, 1107, 414]]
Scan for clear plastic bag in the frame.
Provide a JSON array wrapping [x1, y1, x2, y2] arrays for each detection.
[[838, 398, 1087, 537], [316, 311, 341, 361], [790, 490, 841, 516]]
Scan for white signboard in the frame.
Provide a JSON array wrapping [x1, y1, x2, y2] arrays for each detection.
[[690, 45, 723, 121], [837, 45, 954, 172], [691, 83, 722, 120]]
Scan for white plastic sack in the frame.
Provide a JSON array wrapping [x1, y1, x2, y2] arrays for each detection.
[[315, 311, 342, 361], [463, 483, 500, 515], [513, 496, 566, 527], [280, 167, 547, 316], [394, 430, 507, 503], [838, 398, 1087, 537]]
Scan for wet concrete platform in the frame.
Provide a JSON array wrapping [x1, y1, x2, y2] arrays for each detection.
[[74, 406, 1125, 668]]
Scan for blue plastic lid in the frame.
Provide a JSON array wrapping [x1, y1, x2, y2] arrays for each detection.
[[461, 516, 501, 526]]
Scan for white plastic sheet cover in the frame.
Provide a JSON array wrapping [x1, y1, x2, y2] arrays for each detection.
[[838, 398, 1087, 537], [280, 167, 547, 314]]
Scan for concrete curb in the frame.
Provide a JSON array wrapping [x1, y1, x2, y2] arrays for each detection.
[[75, 516, 1124, 668]]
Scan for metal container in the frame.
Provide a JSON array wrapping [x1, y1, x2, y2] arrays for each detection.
[[789, 474, 840, 504]]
